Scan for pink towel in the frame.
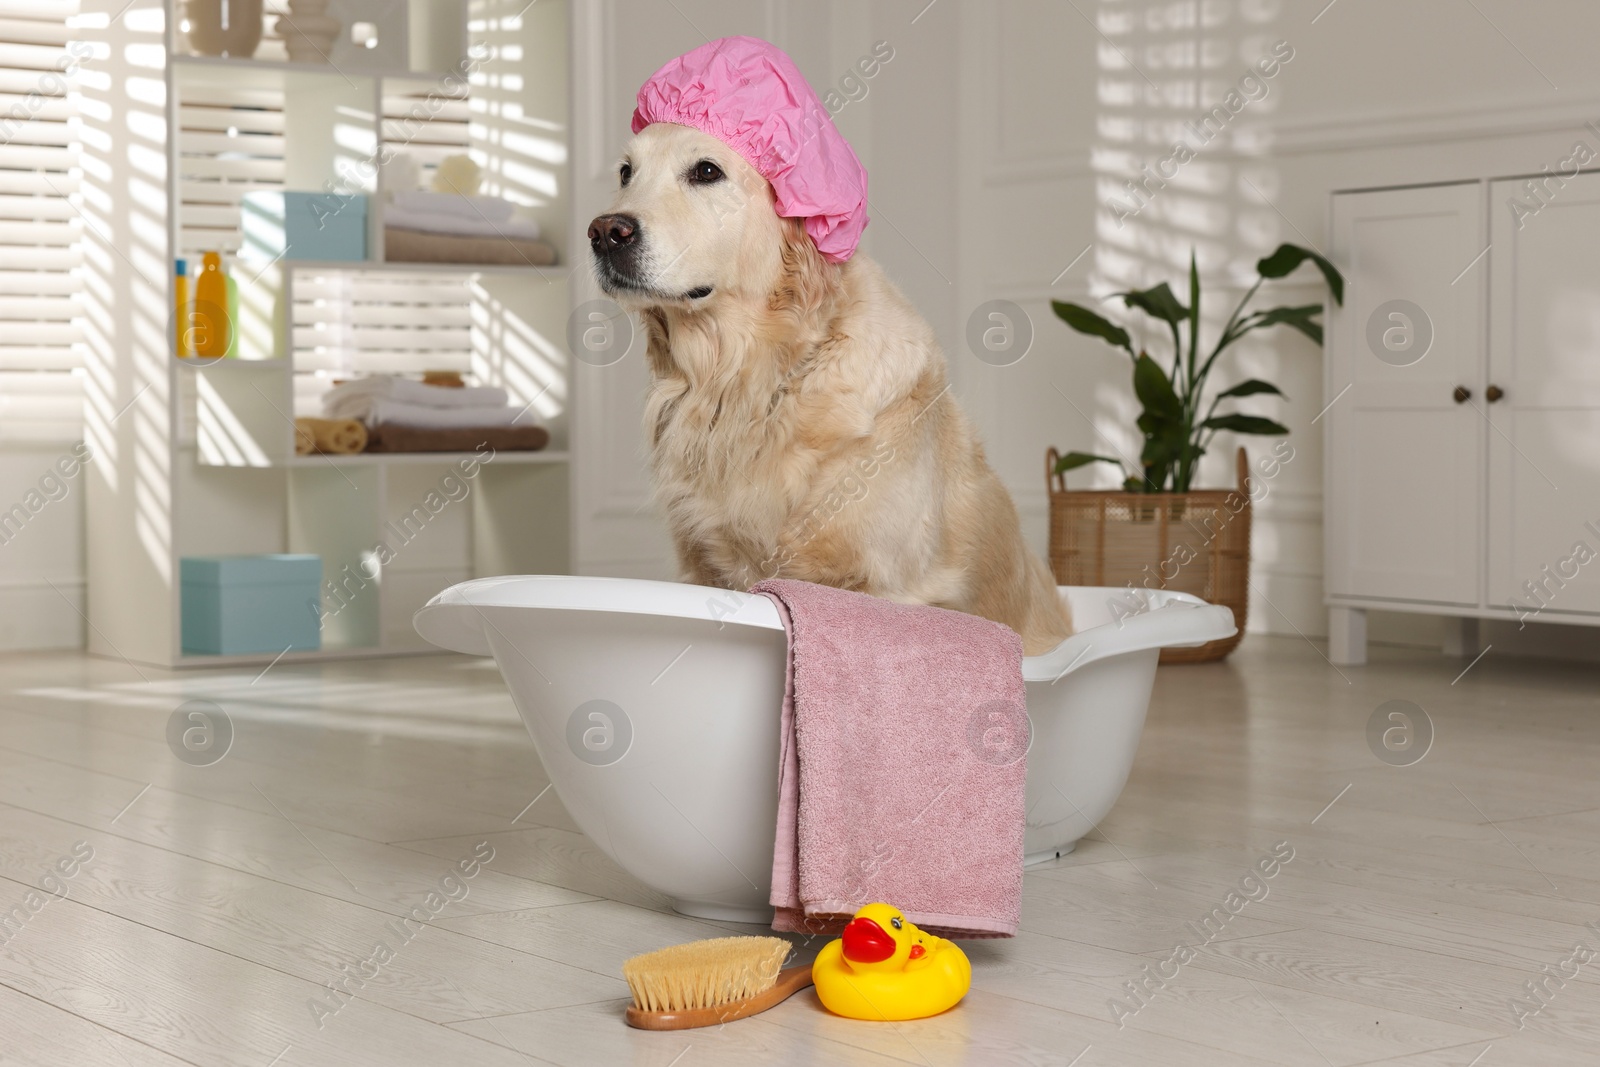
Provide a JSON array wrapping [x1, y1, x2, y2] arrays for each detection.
[[752, 579, 1027, 939]]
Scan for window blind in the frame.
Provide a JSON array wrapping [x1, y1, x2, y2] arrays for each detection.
[[284, 84, 479, 416], [291, 268, 474, 418], [177, 84, 285, 259], [382, 81, 471, 187], [0, 0, 83, 442]]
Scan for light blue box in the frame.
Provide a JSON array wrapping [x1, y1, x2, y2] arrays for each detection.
[[181, 554, 323, 655], [240, 191, 368, 262]]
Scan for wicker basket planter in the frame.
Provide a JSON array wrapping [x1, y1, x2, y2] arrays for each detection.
[[1046, 447, 1251, 663]]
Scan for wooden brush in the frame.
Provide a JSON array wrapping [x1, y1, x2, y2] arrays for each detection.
[[622, 936, 813, 1030]]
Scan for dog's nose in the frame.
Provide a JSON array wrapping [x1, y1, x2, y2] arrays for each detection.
[[588, 213, 639, 254]]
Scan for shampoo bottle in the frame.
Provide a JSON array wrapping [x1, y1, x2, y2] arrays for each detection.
[[192, 251, 230, 358], [174, 258, 189, 358]]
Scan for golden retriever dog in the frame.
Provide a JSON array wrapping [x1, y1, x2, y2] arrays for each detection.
[[588, 122, 1071, 654]]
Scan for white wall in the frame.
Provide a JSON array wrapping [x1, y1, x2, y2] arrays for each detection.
[[0, 448, 86, 649], [847, 0, 1600, 656]]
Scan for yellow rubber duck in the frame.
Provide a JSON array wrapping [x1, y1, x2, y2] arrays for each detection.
[[812, 902, 972, 1021]]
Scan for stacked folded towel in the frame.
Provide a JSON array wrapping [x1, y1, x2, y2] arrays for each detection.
[[393, 190, 515, 222], [385, 190, 542, 241], [322, 375, 526, 429]]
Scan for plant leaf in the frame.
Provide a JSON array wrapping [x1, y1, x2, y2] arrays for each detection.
[[1135, 411, 1166, 437], [1132, 353, 1182, 420], [1215, 378, 1286, 400], [1118, 283, 1189, 371], [1117, 283, 1188, 329], [1256, 243, 1345, 305], [1119, 283, 1188, 370], [1131, 351, 1188, 490], [1140, 426, 1188, 470], [1188, 252, 1200, 380], [1285, 317, 1322, 346], [1053, 451, 1125, 475], [1246, 304, 1322, 325], [1203, 413, 1291, 436], [1237, 304, 1324, 347], [1052, 301, 1133, 355], [1123, 475, 1147, 493]]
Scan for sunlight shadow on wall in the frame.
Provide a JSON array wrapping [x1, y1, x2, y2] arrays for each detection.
[[1089, 0, 1291, 488], [79, 2, 174, 583], [469, 0, 568, 226]]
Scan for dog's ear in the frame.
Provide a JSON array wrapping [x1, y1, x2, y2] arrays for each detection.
[[772, 216, 836, 318]]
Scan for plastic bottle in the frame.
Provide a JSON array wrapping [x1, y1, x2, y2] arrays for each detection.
[[192, 251, 231, 359], [174, 258, 189, 358]]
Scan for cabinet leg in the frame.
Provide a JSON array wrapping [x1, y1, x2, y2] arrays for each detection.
[[1328, 606, 1367, 666], [1441, 617, 1481, 657]]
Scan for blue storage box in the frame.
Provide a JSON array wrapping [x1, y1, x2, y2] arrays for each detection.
[[240, 191, 368, 262], [181, 554, 323, 655]]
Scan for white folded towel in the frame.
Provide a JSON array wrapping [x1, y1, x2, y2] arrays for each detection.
[[384, 206, 542, 241], [332, 397, 528, 429], [391, 190, 515, 223], [324, 375, 508, 411]]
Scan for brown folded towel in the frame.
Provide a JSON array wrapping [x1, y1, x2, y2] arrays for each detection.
[[383, 227, 558, 267], [294, 417, 368, 455], [365, 422, 551, 453]]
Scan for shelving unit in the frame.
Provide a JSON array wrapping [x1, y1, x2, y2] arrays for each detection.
[[80, 0, 574, 668], [169, 53, 453, 81], [282, 450, 570, 467]]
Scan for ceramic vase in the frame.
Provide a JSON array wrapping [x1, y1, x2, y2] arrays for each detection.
[[275, 0, 342, 63], [183, 0, 264, 58]]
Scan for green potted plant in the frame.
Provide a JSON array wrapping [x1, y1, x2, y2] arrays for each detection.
[[1045, 244, 1344, 662]]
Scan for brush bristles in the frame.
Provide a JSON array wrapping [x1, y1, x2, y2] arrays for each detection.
[[623, 936, 792, 1013]]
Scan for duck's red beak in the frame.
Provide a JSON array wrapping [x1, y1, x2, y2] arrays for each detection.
[[840, 917, 897, 963]]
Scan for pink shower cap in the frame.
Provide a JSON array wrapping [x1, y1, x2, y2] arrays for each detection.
[[631, 36, 869, 263]]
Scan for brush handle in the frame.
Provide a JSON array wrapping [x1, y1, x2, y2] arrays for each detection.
[[625, 965, 814, 1031]]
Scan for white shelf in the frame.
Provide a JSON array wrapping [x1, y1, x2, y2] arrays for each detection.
[[170, 53, 459, 86], [280, 258, 567, 278], [180, 357, 287, 367], [289, 449, 568, 467]]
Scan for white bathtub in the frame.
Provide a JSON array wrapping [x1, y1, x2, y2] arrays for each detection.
[[415, 577, 1235, 922]]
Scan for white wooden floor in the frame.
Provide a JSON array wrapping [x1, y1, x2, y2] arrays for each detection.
[[1, 636, 1597, 1066]]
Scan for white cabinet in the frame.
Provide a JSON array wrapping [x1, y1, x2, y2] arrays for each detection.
[[1327, 183, 1485, 609], [1487, 176, 1600, 617], [1326, 176, 1600, 664]]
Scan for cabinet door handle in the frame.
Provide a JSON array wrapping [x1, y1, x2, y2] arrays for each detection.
[[1486, 384, 1505, 403], [1453, 386, 1471, 403]]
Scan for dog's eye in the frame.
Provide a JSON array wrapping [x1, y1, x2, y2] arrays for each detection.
[[619, 162, 632, 187], [688, 160, 724, 185]]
